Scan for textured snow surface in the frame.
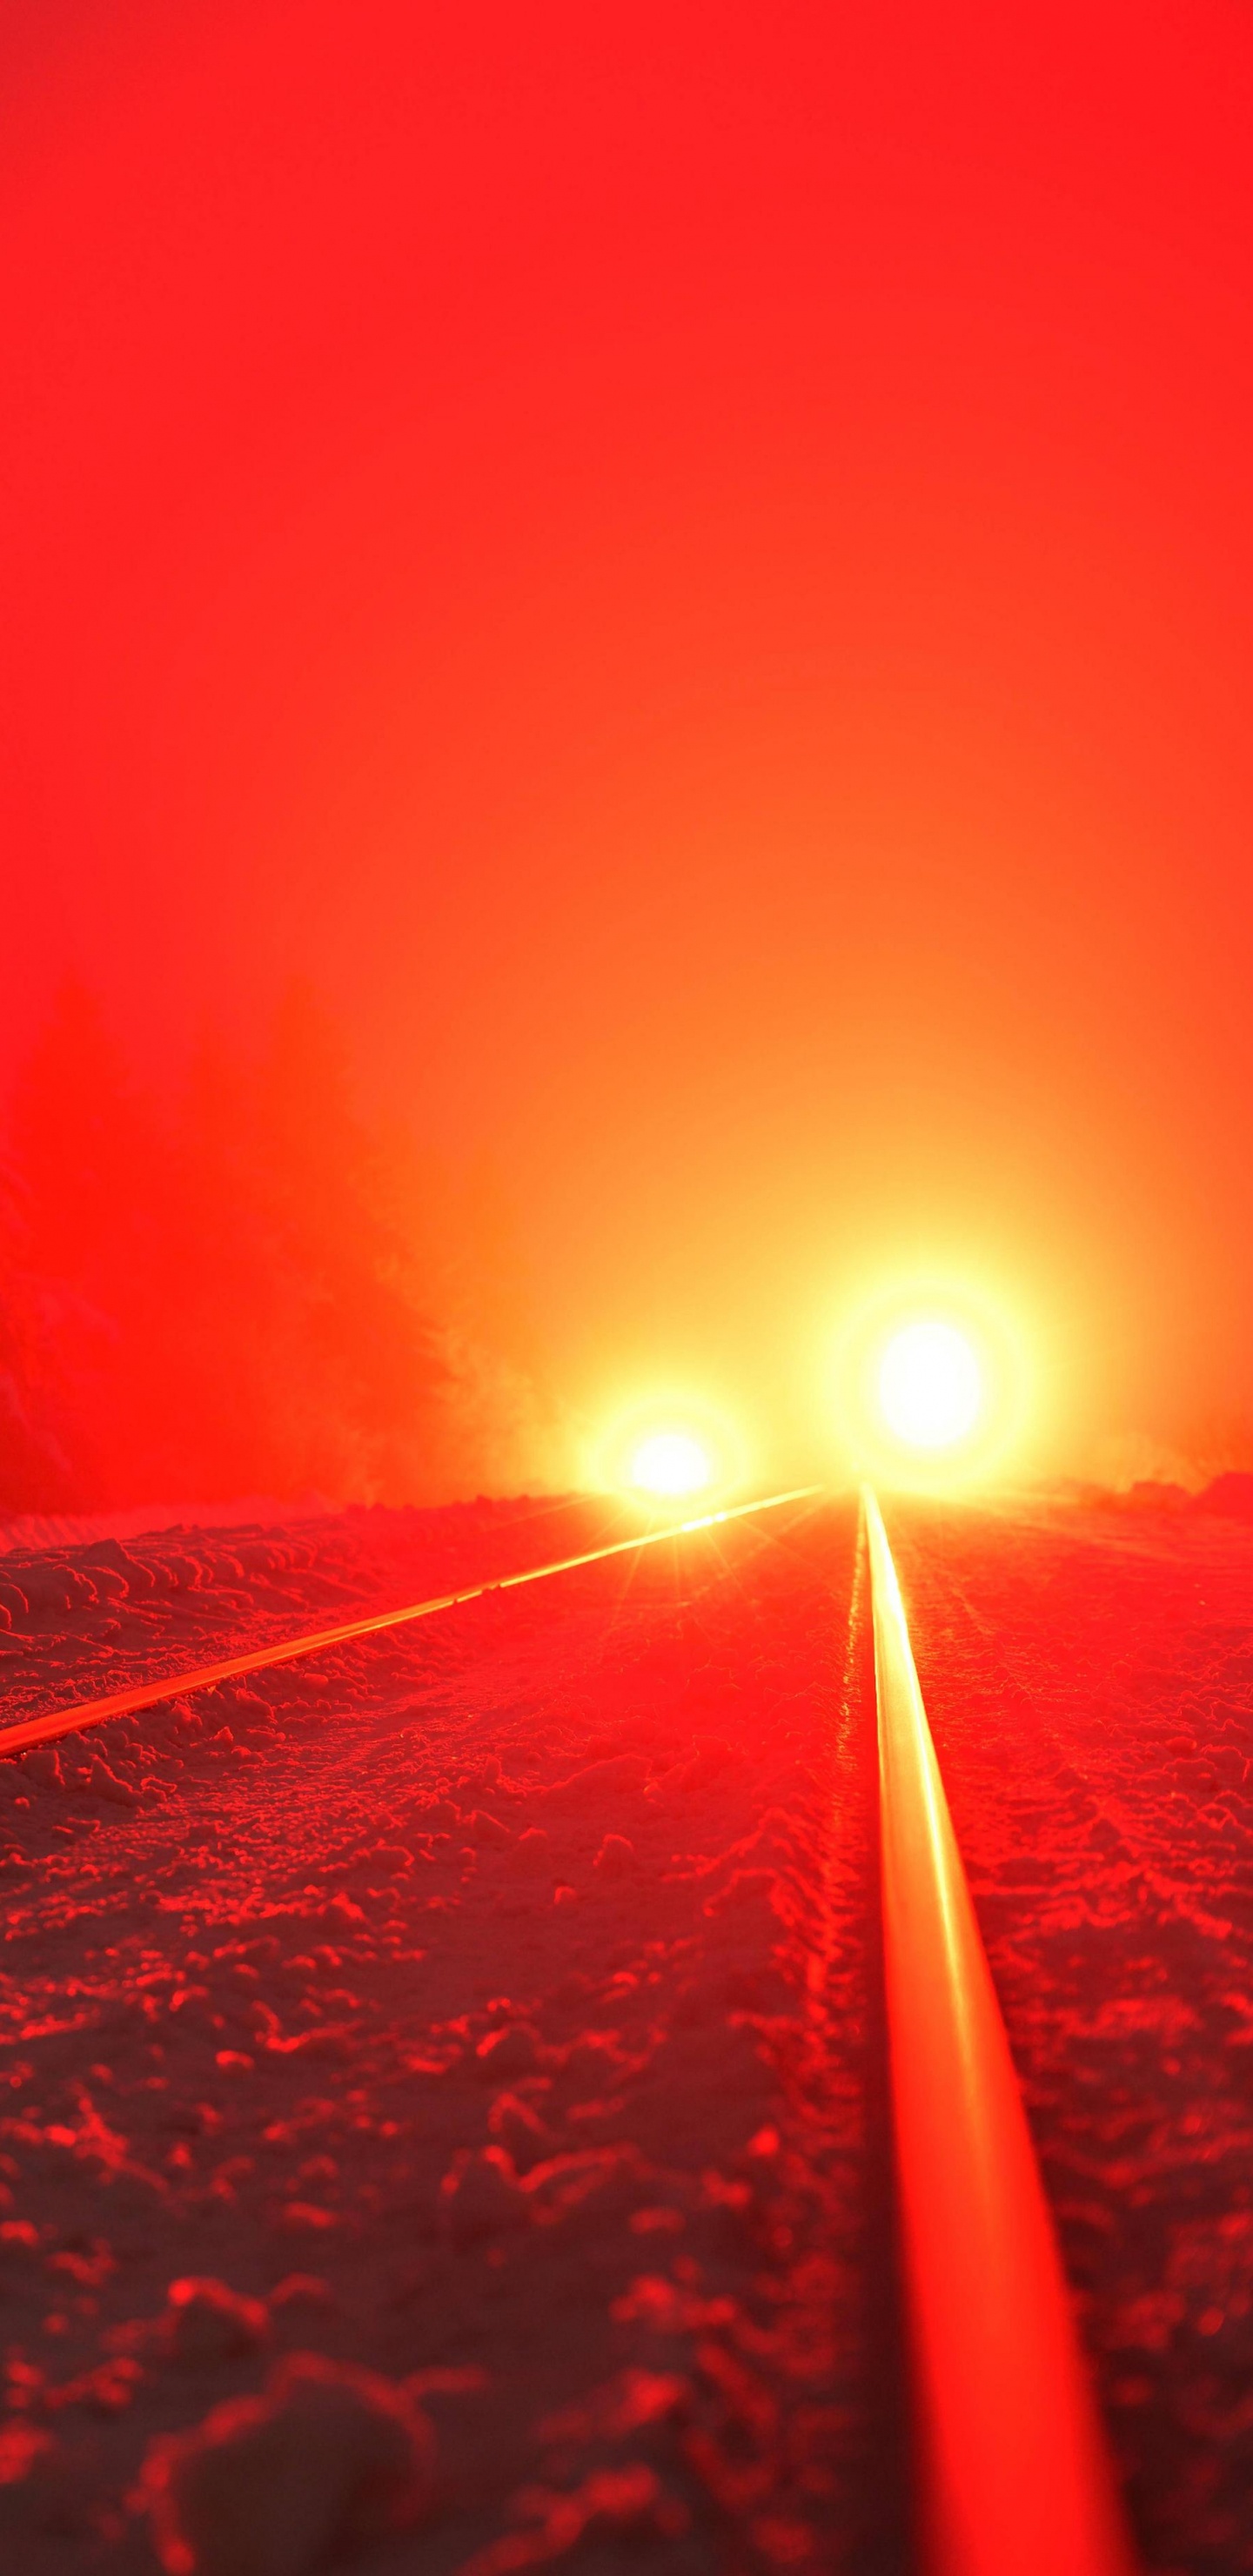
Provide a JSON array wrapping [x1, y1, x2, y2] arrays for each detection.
[[0, 1494, 901, 2574], [896, 1495, 1253, 2576], [10, 1487, 1248, 2574]]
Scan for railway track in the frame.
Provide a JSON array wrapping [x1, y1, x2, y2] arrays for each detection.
[[866, 1492, 1135, 2576], [0, 1487, 821, 1761], [0, 1488, 1145, 2574]]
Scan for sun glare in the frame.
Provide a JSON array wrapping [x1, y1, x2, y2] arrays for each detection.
[[878, 1319, 982, 1452], [629, 1430, 714, 1498]]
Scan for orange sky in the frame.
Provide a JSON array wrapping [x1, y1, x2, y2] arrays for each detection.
[[3, 1, 1252, 1490]]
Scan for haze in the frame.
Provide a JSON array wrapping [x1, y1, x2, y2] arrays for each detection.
[[3, 1, 1252, 1500]]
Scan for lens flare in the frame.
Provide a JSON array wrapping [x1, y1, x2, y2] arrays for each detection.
[[592, 1392, 745, 1503], [878, 1319, 982, 1451], [629, 1430, 714, 1496], [828, 1274, 1029, 1487]]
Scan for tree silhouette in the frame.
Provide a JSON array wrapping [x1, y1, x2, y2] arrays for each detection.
[[0, 980, 553, 1513]]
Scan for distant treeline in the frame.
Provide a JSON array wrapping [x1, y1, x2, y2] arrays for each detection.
[[0, 982, 553, 1513]]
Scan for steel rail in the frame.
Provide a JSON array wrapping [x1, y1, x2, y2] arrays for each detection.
[[865, 1486, 1137, 2576], [0, 1484, 821, 1760]]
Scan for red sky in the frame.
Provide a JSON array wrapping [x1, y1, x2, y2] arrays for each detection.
[[3, 0, 1252, 1489]]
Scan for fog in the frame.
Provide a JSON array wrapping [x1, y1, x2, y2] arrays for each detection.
[[4, 2, 1252, 1505]]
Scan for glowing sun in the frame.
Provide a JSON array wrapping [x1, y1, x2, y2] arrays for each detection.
[[878, 1318, 983, 1452], [629, 1430, 714, 1497]]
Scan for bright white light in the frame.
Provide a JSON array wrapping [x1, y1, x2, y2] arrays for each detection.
[[630, 1431, 714, 1496], [878, 1320, 982, 1452]]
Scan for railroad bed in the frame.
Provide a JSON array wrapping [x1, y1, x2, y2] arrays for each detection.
[[0, 1492, 1251, 2573]]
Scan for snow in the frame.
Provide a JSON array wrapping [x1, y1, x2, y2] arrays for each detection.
[[896, 1493, 1253, 2574], [12, 1481, 1247, 2567], [0, 1492, 893, 2573]]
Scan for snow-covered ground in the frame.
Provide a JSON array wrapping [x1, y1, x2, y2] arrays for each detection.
[[1, 1493, 896, 2575], [7, 1486, 1253, 2573], [897, 1494, 1253, 2576]]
